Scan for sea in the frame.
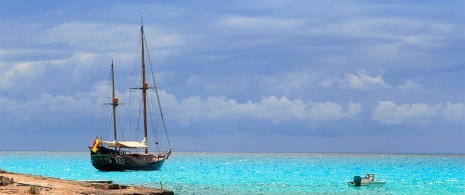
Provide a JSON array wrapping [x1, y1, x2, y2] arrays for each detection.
[[0, 151, 464, 194]]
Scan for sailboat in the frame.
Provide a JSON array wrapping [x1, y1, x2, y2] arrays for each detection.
[[89, 24, 172, 171]]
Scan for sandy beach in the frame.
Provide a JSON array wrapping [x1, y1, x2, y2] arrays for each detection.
[[0, 169, 173, 195]]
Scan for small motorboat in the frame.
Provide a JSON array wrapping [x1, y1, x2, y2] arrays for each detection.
[[347, 173, 386, 187]]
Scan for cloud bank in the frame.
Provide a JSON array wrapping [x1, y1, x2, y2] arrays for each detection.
[[373, 101, 465, 125], [0, 0, 463, 152]]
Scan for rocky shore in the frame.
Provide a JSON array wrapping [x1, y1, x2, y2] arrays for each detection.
[[0, 169, 173, 195]]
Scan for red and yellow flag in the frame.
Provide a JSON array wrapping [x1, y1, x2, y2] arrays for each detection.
[[91, 136, 100, 153]]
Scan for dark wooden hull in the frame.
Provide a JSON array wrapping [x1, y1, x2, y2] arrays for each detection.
[[89, 146, 170, 171]]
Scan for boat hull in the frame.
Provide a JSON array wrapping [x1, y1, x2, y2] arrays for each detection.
[[366, 181, 387, 187], [347, 181, 387, 187], [89, 147, 168, 171]]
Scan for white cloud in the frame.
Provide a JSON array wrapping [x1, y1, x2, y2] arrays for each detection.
[[0, 51, 102, 91], [320, 69, 391, 90], [0, 0, 463, 153], [442, 102, 465, 123], [320, 70, 431, 94], [274, 71, 318, 94], [397, 80, 427, 93], [71, 52, 100, 79], [0, 77, 363, 127], [158, 92, 361, 125], [319, 77, 335, 88], [372, 101, 464, 125], [343, 70, 391, 90], [0, 59, 66, 91], [0, 93, 98, 117], [306, 102, 362, 121]]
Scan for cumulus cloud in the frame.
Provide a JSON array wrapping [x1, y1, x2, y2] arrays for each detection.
[[0, 73, 363, 128], [273, 71, 318, 94], [1, 0, 463, 152], [158, 92, 362, 125], [0, 52, 102, 92], [0, 93, 98, 117], [320, 70, 429, 93], [318, 77, 335, 88], [306, 102, 362, 121], [442, 102, 465, 123], [372, 101, 464, 125], [0, 61, 45, 91], [320, 69, 391, 90], [397, 80, 427, 93]]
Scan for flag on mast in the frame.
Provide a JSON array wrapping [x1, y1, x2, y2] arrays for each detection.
[[91, 136, 100, 153]]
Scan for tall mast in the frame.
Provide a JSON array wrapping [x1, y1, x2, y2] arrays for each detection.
[[111, 61, 118, 150], [141, 25, 149, 154]]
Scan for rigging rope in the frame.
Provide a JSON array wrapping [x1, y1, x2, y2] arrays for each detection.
[[135, 97, 142, 141], [98, 69, 113, 141], [123, 37, 143, 142], [147, 92, 161, 152], [117, 111, 125, 141], [143, 33, 172, 148]]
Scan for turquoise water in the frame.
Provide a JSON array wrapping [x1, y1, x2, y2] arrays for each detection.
[[0, 151, 464, 194]]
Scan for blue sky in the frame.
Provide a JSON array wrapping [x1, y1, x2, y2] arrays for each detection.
[[0, 0, 464, 153]]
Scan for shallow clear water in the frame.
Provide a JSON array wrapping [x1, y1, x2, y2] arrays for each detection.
[[0, 151, 464, 194]]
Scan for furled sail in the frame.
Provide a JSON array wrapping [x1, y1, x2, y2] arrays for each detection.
[[101, 138, 148, 148]]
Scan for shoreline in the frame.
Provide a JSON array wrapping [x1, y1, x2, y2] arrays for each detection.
[[0, 169, 173, 195]]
